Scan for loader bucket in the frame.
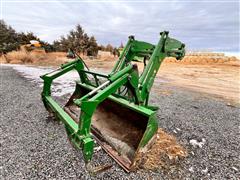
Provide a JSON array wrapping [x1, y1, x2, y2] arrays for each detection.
[[64, 82, 158, 171]]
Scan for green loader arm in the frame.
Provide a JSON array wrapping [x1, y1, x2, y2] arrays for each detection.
[[111, 31, 185, 105]]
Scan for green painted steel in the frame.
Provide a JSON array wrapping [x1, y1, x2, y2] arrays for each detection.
[[40, 31, 185, 169]]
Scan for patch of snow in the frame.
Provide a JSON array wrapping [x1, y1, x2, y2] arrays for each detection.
[[179, 150, 185, 156], [173, 128, 181, 134], [189, 167, 194, 172], [168, 154, 174, 160], [3, 64, 108, 97], [201, 167, 208, 174], [189, 138, 206, 148], [94, 146, 102, 152], [232, 167, 238, 171], [12, 65, 79, 96]]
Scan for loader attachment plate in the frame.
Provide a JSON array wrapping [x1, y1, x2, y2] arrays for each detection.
[[64, 82, 156, 171]]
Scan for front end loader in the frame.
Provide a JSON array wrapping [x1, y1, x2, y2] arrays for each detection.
[[40, 31, 185, 172]]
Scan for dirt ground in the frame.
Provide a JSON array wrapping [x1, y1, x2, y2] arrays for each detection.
[[158, 63, 240, 104], [83, 58, 240, 104]]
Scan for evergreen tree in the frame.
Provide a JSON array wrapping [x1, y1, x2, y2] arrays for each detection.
[[98, 45, 105, 51], [119, 42, 124, 48], [105, 44, 113, 53], [0, 20, 19, 53], [113, 47, 119, 57], [87, 36, 98, 56], [82, 33, 89, 55], [52, 24, 99, 56]]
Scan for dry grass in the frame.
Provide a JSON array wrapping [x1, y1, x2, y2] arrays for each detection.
[[0, 50, 68, 66], [134, 128, 187, 171], [4, 50, 35, 63], [0, 50, 117, 67]]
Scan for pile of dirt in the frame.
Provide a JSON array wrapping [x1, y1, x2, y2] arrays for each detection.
[[134, 128, 187, 171], [164, 55, 239, 66]]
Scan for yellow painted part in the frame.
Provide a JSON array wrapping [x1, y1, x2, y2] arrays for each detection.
[[33, 43, 41, 47]]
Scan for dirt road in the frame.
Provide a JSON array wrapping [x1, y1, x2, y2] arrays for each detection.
[[1, 65, 239, 179]]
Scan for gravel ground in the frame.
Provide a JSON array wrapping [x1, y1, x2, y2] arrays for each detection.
[[1, 66, 239, 179]]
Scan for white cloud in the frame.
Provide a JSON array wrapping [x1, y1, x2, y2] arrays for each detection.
[[2, 1, 239, 51]]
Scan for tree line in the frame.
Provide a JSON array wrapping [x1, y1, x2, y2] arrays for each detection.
[[0, 20, 119, 56]]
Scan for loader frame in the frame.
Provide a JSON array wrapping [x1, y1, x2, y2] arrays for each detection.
[[41, 31, 185, 171]]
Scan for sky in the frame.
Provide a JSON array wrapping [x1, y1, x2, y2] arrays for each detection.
[[1, 0, 239, 52]]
